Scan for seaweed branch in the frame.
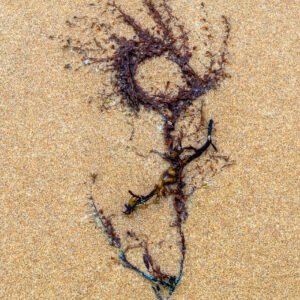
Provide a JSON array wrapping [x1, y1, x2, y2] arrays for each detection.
[[78, 1, 231, 299]]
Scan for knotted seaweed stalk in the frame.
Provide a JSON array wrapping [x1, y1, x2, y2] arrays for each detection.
[[87, 1, 231, 299]]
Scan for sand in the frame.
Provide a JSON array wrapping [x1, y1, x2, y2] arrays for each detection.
[[0, 0, 299, 299]]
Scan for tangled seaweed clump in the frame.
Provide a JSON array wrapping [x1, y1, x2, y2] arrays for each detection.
[[63, 1, 231, 299], [111, 1, 230, 115]]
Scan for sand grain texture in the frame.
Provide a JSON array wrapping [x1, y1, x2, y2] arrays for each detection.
[[0, 0, 299, 299]]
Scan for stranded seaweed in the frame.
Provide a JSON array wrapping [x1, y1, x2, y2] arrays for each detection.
[[67, 1, 231, 299]]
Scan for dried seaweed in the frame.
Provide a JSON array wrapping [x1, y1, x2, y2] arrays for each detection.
[[67, 1, 231, 299]]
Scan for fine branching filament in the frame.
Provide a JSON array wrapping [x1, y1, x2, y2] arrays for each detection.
[[71, 1, 232, 299]]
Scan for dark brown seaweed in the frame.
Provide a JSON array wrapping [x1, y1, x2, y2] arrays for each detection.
[[75, 1, 231, 299]]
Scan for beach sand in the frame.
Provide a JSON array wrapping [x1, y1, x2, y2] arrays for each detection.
[[0, 0, 299, 299]]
